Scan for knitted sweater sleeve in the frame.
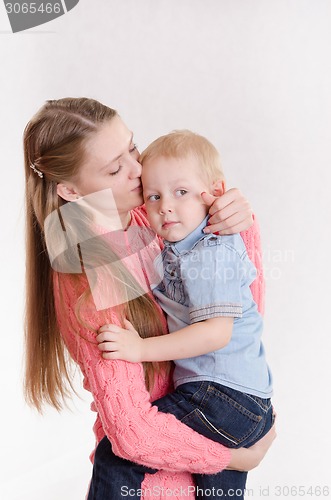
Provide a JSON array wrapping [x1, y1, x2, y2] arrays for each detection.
[[240, 215, 265, 315], [54, 273, 231, 474]]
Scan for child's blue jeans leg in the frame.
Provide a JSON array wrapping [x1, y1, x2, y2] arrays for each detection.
[[154, 381, 274, 499], [87, 435, 157, 500]]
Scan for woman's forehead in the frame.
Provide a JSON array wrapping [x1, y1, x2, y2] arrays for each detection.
[[85, 117, 133, 163]]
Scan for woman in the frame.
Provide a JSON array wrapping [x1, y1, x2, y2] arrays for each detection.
[[24, 97, 274, 499]]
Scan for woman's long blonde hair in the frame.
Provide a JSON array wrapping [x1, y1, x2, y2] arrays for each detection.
[[24, 97, 168, 412]]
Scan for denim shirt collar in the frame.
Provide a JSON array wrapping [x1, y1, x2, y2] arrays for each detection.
[[164, 215, 209, 254]]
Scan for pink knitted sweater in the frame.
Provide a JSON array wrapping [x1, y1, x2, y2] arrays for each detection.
[[53, 206, 264, 499]]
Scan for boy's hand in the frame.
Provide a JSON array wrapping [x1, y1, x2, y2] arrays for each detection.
[[202, 188, 253, 235], [97, 319, 143, 362]]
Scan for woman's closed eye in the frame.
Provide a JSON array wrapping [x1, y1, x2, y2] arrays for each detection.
[[109, 144, 138, 176], [109, 164, 122, 176]]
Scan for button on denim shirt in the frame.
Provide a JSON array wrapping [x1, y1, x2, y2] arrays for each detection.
[[152, 216, 273, 398]]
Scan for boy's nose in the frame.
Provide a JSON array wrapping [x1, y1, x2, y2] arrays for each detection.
[[159, 205, 173, 215]]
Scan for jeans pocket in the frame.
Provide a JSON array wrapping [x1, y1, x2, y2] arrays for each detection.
[[183, 384, 267, 448], [245, 394, 272, 413]]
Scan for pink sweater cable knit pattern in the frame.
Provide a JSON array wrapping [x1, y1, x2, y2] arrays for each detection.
[[53, 206, 264, 499]]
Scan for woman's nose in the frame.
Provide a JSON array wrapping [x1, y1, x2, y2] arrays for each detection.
[[128, 157, 142, 178]]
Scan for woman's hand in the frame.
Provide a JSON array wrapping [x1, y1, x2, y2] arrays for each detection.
[[97, 320, 143, 362], [226, 424, 277, 471], [202, 188, 253, 235]]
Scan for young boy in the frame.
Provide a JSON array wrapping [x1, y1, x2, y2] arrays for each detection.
[[97, 130, 273, 499]]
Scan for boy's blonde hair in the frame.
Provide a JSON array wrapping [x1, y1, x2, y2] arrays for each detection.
[[140, 129, 224, 186]]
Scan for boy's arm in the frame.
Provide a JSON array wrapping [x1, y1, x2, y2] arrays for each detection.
[[98, 241, 246, 362], [97, 316, 233, 362]]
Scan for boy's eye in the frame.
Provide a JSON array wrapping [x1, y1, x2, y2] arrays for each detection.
[[148, 194, 160, 202], [175, 189, 187, 197], [129, 143, 138, 153]]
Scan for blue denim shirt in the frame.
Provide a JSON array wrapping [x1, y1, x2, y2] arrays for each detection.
[[152, 216, 273, 398]]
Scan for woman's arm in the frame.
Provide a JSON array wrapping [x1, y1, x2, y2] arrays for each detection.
[[78, 336, 274, 474], [79, 349, 231, 474], [54, 271, 272, 475]]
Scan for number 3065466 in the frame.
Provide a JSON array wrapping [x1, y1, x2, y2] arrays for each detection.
[[5, 3, 62, 14]]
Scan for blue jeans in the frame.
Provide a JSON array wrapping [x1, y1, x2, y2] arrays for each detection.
[[88, 381, 274, 499]]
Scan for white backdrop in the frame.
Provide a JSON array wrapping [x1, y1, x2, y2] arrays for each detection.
[[1, 1, 330, 499]]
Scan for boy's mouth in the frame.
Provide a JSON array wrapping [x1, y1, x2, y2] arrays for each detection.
[[162, 221, 179, 229]]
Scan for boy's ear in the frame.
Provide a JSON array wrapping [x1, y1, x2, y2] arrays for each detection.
[[211, 179, 226, 197], [57, 183, 80, 202]]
